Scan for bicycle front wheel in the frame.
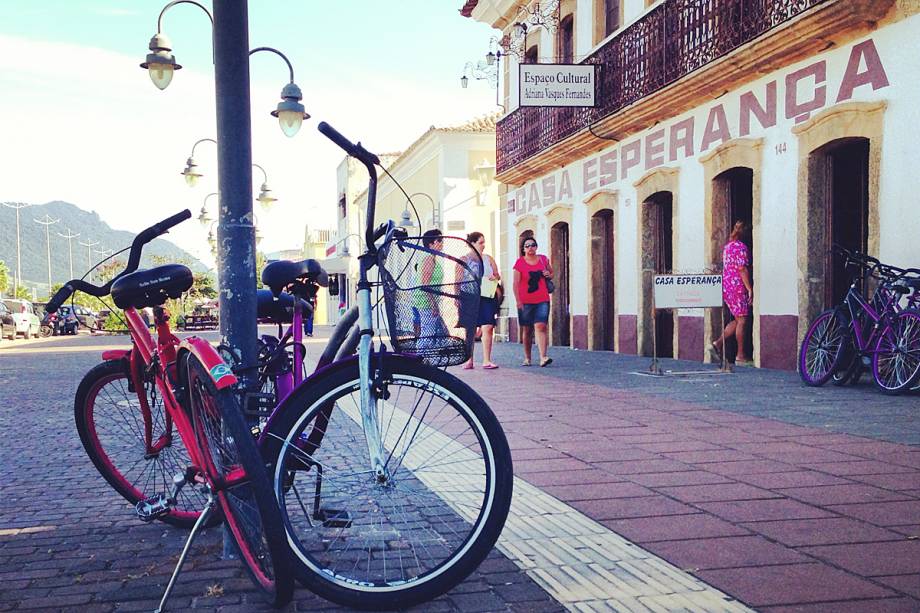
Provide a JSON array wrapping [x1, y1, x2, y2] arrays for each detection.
[[799, 308, 848, 386], [74, 360, 207, 527], [185, 354, 293, 608], [871, 309, 920, 394], [261, 354, 513, 610]]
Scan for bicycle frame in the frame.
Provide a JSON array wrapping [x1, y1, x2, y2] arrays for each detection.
[[115, 307, 241, 484]]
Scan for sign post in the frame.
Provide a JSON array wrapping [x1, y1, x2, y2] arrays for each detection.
[[650, 273, 728, 375], [519, 64, 597, 108]]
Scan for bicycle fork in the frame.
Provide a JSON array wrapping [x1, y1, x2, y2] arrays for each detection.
[[356, 280, 388, 482]]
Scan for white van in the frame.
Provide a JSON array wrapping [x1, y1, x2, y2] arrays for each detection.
[[2, 299, 41, 339]]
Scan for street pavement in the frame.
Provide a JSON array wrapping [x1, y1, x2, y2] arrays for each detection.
[[0, 328, 918, 612]]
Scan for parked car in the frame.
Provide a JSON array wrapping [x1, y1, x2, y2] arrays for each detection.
[[57, 305, 97, 333], [2, 299, 41, 339], [0, 301, 16, 340]]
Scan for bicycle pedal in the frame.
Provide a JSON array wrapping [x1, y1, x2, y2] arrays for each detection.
[[315, 507, 352, 528], [135, 493, 172, 522], [242, 391, 275, 417]]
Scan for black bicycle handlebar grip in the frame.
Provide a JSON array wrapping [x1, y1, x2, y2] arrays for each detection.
[[45, 284, 74, 314], [317, 122, 380, 166], [318, 121, 358, 156], [137, 209, 192, 243]]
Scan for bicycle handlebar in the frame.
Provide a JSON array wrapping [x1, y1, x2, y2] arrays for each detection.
[[318, 121, 384, 250], [46, 209, 192, 313]]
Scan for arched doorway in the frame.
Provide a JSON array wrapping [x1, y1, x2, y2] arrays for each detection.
[[712, 167, 754, 361], [550, 221, 571, 346], [590, 209, 615, 350], [794, 102, 883, 354], [641, 192, 674, 357]]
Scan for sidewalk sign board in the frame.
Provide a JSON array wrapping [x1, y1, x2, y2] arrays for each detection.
[[650, 273, 731, 376]]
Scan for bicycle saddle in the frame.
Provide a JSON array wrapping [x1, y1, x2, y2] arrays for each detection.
[[256, 288, 312, 324], [261, 259, 328, 296], [111, 264, 194, 310]]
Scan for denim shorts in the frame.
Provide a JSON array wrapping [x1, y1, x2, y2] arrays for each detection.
[[518, 301, 550, 326]]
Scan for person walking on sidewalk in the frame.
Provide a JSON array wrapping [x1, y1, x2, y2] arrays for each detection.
[[712, 220, 754, 365], [463, 231, 501, 370], [513, 237, 553, 367]]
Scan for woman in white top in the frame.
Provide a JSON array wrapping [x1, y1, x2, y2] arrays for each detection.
[[463, 232, 501, 369]]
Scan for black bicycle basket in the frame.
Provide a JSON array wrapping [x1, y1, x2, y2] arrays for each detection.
[[378, 235, 482, 367]]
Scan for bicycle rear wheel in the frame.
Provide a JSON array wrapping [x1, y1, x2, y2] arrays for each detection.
[[185, 354, 293, 607], [799, 308, 848, 386], [261, 354, 513, 610], [75, 360, 208, 527], [871, 309, 920, 394]]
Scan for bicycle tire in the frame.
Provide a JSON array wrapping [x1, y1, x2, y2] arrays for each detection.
[[831, 336, 861, 386], [74, 360, 211, 528], [260, 354, 513, 610], [871, 308, 920, 395], [185, 354, 293, 607], [799, 308, 848, 386]]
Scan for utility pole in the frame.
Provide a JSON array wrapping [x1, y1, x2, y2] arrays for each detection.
[[33, 214, 60, 296], [57, 228, 81, 280], [2, 202, 32, 296], [79, 239, 100, 283], [213, 1, 258, 389]]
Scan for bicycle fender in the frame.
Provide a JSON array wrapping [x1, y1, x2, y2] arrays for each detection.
[[179, 336, 238, 390], [102, 349, 130, 361]]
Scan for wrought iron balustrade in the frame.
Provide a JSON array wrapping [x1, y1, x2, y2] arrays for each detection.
[[497, 0, 829, 174]]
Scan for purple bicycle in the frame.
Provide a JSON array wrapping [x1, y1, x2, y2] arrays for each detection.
[[799, 246, 920, 393]]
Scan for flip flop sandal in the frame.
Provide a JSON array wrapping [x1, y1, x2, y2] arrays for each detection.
[[540, 357, 553, 367], [483, 363, 499, 370], [462, 362, 474, 370], [521, 360, 531, 367]]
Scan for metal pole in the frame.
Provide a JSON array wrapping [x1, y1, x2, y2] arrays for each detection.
[[34, 214, 59, 295], [79, 239, 100, 283], [2, 202, 31, 296], [212, 0, 257, 388], [58, 229, 80, 280]]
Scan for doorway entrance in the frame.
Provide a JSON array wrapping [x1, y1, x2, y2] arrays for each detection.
[[642, 192, 673, 357], [825, 138, 869, 307], [712, 167, 754, 361], [550, 222, 571, 346], [590, 209, 615, 350]]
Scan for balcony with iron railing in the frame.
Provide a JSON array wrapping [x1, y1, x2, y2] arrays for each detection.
[[496, 0, 889, 182]]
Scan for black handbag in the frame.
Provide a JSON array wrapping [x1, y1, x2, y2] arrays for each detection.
[[545, 278, 555, 294]]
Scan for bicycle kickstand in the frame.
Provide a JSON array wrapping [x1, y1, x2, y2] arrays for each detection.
[[155, 484, 217, 613]]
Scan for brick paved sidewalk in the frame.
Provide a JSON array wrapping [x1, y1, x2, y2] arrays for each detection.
[[454, 344, 920, 611]]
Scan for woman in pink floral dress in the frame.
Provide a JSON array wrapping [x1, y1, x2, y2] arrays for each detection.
[[712, 220, 753, 365]]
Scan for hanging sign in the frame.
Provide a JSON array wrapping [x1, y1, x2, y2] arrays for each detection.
[[654, 274, 723, 309], [519, 64, 597, 107]]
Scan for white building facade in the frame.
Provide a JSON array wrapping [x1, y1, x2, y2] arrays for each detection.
[[463, 0, 920, 369]]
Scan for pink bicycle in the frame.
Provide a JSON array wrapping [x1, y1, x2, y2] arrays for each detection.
[[46, 211, 293, 611]]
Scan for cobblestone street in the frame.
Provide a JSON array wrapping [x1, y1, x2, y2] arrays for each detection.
[[1, 329, 918, 611]]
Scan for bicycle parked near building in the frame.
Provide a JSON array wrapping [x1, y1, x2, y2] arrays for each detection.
[[224, 122, 513, 610], [798, 246, 920, 394], [45, 211, 293, 611]]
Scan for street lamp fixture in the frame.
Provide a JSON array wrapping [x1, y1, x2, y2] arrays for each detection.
[[401, 192, 437, 230], [475, 159, 496, 188], [139, 1, 212, 90], [142, 6, 305, 137], [181, 138, 215, 187], [198, 192, 218, 226], [252, 163, 277, 209], [251, 47, 310, 138]]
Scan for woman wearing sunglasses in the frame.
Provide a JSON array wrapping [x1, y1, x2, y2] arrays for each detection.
[[513, 237, 553, 367]]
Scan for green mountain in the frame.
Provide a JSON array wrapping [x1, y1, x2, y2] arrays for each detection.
[[1, 200, 207, 294]]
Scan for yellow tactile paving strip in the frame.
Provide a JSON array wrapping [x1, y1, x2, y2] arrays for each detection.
[[345, 395, 754, 613]]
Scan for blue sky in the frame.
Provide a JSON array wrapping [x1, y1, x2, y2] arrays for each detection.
[[0, 1, 499, 264]]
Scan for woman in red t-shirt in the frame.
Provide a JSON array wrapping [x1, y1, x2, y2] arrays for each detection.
[[512, 237, 553, 367]]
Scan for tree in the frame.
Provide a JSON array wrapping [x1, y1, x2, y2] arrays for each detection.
[[0, 260, 9, 297]]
